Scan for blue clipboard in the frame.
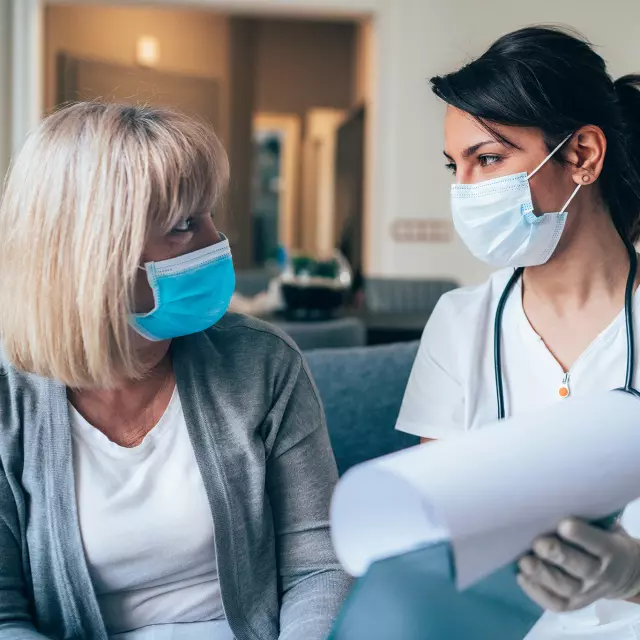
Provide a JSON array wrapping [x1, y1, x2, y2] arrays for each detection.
[[329, 541, 543, 640]]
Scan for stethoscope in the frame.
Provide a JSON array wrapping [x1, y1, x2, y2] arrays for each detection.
[[493, 241, 640, 420]]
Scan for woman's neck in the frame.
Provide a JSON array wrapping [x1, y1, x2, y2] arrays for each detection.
[[68, 344, 175, 447], [519, 206, 638, 372], [523, 209, 633, 313]]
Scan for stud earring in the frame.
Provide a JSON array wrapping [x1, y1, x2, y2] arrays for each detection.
[[582, 174, 591, 183]]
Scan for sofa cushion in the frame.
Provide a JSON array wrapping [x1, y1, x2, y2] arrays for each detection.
[[279, 317, 366, 351], [305, 341, 420, 474]]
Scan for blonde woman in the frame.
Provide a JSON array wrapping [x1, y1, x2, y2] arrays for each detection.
[[0, 103, 350, 640]]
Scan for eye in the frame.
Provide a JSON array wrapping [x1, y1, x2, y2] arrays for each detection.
[[445, 162, 457, 175], [478, 154, 502, 168], [170, 216, 196, 234]]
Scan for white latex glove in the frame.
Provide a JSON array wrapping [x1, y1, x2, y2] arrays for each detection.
[[517, 518, 640, 612]]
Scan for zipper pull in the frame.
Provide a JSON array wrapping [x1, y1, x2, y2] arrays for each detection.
[[559, 372, 570, 398]]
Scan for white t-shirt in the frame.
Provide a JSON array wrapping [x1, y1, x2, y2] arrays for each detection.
[[396, 269, 640, 639], [70, 388, 232, 640]]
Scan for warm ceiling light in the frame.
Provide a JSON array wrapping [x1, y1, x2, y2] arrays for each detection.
[[136, 36, 160, 68]]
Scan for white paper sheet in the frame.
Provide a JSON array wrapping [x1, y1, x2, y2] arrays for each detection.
[[330, 391, 640, 589]]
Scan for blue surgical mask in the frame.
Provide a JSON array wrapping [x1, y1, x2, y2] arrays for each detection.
[[129, 236, 235, 341], [450, 134, 580, 268]]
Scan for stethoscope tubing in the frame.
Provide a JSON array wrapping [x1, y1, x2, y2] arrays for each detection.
[[494, 244, 640, 420]]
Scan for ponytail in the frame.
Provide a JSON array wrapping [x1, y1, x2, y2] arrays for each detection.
[[612, 75, 640, 241]]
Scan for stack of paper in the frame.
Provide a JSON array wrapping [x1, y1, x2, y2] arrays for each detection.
[[332, 390, 640, 588]]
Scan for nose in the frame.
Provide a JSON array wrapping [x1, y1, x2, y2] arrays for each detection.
[[193, 216, 221, 251], [455, 166, 475, 186]]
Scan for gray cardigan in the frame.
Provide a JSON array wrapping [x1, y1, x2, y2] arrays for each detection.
[[0, 314, 352, 640]]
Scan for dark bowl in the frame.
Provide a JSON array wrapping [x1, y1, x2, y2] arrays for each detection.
[[281, 282, 348, 320]]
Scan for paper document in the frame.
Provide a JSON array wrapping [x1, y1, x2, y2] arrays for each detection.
[[331, 391, 640, 589]]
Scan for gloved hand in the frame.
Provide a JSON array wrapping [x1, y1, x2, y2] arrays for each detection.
[[517, 518, 640, 612]]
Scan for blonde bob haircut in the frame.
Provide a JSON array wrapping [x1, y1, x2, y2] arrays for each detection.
[[0, 102, 229, 389]]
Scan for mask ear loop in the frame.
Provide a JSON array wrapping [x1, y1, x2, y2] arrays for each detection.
[[559, 183, 582, 214], [527, 132, 581, 214], [527, 133, 574, 180]]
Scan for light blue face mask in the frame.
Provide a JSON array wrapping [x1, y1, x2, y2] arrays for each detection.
[[450, 134, 581, 268], [129, 236, 235, 341]]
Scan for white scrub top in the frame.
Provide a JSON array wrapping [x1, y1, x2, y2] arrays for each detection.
[[396, 268, 640, 639]]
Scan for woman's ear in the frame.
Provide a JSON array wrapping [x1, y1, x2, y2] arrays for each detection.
[[563, 125, 607, 186]]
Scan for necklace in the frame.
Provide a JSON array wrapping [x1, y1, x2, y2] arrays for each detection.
[[116, 366, 176, 435]]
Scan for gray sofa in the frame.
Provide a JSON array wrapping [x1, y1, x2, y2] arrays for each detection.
[[305, 341, 420, 475], [277, 317, 366, 351], [365, 278, 458, 313]]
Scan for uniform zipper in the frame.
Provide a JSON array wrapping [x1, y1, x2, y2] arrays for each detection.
[[559, 372, 571, 398]]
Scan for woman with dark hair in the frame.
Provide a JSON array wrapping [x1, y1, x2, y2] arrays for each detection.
[[395, 26, 640, 638]]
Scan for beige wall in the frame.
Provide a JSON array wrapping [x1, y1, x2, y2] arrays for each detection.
[[253, 18, 356, 119], [44, 4, 230, 140]]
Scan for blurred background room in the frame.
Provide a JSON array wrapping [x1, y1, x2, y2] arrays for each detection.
[[2, 0, 640, 351]]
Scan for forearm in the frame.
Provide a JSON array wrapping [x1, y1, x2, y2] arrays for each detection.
[[279, 569, 353, 640], [267, 358, 353, 638], [0, 469, 50, 640]]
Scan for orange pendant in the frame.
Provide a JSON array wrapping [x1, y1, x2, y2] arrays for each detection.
[[559, 373, 570, 398]]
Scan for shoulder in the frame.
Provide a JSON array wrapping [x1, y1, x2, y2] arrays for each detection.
[[175, 315, 321, 453], [174, 314, 306, 394], [430, 269, 514, 327], [396, 272, 512, 439], [418, 269, 515, 371], [207, 313, 302, 363], [211, 313, 295, 348], [0, 352, 45, 470]]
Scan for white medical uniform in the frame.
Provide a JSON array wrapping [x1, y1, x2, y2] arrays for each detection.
[[396, 268, 640, 639]]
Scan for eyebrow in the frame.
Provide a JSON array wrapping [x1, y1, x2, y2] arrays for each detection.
[[443, 140, 500, 161]]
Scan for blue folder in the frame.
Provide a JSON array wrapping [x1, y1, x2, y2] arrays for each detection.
[[329, 541, 543, 640]]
